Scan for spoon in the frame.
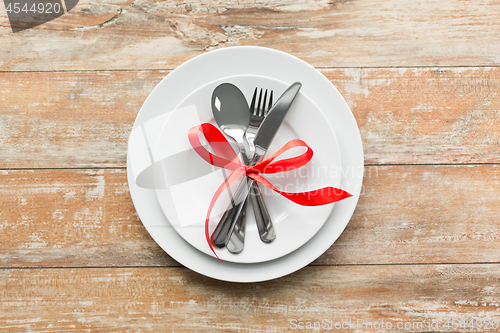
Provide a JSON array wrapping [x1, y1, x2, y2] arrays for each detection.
[[211, 83, 250, 253]]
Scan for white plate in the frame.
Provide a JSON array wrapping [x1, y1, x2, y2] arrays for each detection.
[[127, 46, 363, 282], [153, 75, 341, 263]]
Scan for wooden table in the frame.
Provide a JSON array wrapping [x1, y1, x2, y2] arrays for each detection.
[[1, 0, 500, 331]]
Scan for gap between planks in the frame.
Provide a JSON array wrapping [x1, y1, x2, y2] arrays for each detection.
[[2, 162, 500, 172], [3, 261, 500, 271], [1, 65, 500, 74]]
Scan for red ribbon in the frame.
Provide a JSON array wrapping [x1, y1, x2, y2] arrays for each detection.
[[188, 123, 352, 259]]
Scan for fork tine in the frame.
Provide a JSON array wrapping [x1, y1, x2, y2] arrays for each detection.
[[264, 90, 273, 116], [257, 89, 263, 116], [262, 90, 268, 117], [250, 88, 257, 114]]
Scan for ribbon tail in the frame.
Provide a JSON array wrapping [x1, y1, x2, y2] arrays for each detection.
[[248, 173, 352, 206]]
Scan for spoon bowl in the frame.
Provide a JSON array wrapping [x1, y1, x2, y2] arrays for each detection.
[[211, 83, 250, 148]]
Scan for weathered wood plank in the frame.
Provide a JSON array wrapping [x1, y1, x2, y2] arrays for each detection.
[[1, 67, 499, 168], [2, 165, 500, 268], [0, 168, 176, 267], [0, 70, 162, 168], [1, 265, 500, 332], [331, 67, 500, 165], [1, 0, 500, 70], [316, 164, 500, 265]]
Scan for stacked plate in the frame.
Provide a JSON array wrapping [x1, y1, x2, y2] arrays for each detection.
[[127, 46, 363, 282]]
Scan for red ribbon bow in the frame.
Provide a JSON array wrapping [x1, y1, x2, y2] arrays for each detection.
[[188, 123, 352, 259]]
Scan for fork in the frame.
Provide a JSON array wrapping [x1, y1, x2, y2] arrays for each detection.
[[227, 88, 277, 252], [229, 88, 277, 248], [247, 88, 276, 243]]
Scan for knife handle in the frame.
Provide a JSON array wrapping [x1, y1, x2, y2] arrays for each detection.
[[249, 182, 275, 243]]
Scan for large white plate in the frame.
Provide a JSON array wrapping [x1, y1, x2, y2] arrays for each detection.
[[153, 75, 341, 263], [127, 46, 363, 282]]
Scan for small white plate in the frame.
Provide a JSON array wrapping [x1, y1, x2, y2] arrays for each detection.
[[153, 75, 341, 263], [127, 46, 363, 282]]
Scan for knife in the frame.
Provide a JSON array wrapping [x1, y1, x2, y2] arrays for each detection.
[[211, 82, 302, 248]]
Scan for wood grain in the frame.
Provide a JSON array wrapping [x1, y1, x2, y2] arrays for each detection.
[[0, 70, 163, 169], [1, 67, 499, 168], [328, 67, 500, 165], [1, 0, 500, 70], [318, 164, 500, 265], [2, 165, 499, 268], [0, 169, 176, 268], [1, 265, 500, 332]]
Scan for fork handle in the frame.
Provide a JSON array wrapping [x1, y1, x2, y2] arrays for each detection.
[[249, 182, 275, 243]]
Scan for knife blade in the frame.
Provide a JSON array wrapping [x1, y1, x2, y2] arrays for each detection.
[[211, 82, 302, 248]]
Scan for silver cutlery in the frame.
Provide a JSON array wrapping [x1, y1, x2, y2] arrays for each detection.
[[245, 88, 276, 243], [211, 82, 302, 248], [227, 87, 276, 252], [210, 83, 272, 253]]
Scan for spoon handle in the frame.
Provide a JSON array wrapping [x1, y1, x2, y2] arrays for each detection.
[[212, 177, 253, 248], [226, 198, 247, 253]]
